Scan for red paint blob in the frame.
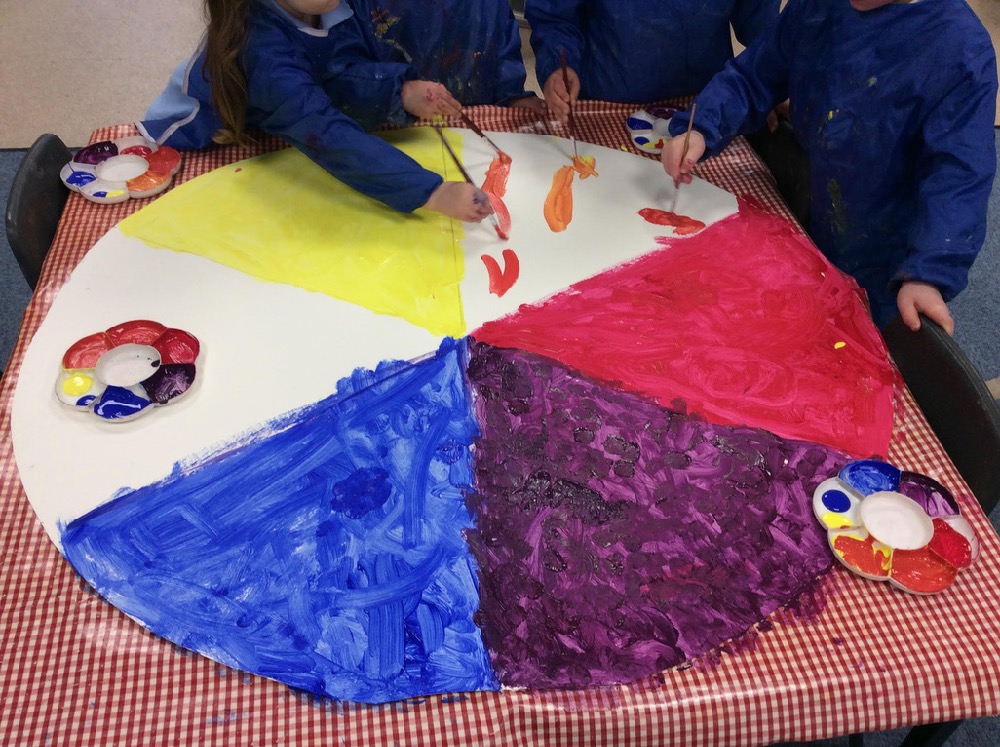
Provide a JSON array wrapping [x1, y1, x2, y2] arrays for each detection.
[[891, 546, 957, 594], [927, 518, 973, 569], [638, 207, 706, 235], [481, 249, 520, 297], [833, 533, 890, 578], [153, 329, 201, 365]]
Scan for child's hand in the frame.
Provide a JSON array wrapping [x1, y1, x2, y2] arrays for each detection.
[[542, 67, 579, 125], [423, 181, 495, 223], [661, 130, 706, 188], [897, 280, 954, 335], [402, 81, 462, 119]]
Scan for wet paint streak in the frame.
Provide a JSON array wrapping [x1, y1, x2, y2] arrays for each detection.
[[482, 153, 512, 197], [481, 249, 519, 297], [486, 193, 511, 240], [465, 340, 840, 689], [473, 196, 895, 459], [544, 165, 575, 232], [638, 208, 706, 236], [60, 339, 499, 703]]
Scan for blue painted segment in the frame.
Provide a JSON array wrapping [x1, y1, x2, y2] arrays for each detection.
[[839, 459, 900, 496], [61, 338, 499, 703]]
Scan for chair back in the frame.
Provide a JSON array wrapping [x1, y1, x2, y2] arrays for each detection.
[[4, 133, 72, 290], [882, 313, 1000, 514]]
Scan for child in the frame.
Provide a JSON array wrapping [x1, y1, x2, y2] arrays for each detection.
[[662, 0, 997, 334], [350, 0, 544, 112], [526, 0, 780, 124], [138, 0, 493, 223]]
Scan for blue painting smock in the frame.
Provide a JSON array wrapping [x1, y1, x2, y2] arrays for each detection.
[[525, 0, 779, 103], [669, 0, 997, 325], [350, 0, 532, 106], [138, 0, 441, 213]]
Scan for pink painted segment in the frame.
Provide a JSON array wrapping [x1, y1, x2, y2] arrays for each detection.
[[472, 196, 895, 458], [481, 249, 520, 297]]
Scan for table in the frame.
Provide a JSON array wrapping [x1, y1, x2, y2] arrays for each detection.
[[2, 103, 999, 746]]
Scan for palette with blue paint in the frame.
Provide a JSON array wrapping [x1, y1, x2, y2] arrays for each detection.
[[60, 136, 181, 204], [626, 106, 678, 154], [813, 459, 978, 594], [55, 319, 200, 422]]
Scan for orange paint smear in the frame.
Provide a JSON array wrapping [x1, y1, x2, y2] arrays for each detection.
[[832, 533, 890, 578], [570, 155, 598, 179], [638, 207, 706, 236], [482, 153, 512, 197], [544, 165, 576, 232]]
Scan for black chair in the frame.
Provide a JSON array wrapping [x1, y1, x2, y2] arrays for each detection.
[[4, 133, 72, 290], [881, 313, 1000, 515]]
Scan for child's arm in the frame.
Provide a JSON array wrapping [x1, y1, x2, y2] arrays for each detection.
[[892, 38, 997, 334], [524, 0, 583, 123]]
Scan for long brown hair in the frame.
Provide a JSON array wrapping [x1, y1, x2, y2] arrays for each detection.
[[203, 0, 253, 146]]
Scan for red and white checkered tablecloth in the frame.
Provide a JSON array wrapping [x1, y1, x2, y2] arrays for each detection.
[[1, 104, 998, 746]]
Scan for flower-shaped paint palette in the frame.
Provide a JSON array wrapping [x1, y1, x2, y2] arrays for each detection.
[[813, 459, 978, 594], [625, 106, 678, 154], [56, 320, 200, 422], [60, 136, 181, 204]]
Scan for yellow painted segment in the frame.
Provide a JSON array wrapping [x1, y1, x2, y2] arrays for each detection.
[[121, 129, 466, 338]]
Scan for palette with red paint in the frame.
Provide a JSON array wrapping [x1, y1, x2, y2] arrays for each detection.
[[60, 136, 182, 204], [55, 319, 200, 423], [812, 459, 978, 594]]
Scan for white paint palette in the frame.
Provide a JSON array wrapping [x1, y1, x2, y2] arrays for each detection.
[[813, 459, 977, 594], [60, 136, 181, 204]]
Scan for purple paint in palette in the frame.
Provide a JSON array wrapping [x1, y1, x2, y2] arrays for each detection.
[[465, 341, 844, 689]]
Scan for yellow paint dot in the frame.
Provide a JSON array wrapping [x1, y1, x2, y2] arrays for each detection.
[[62, 371, 94, 396], [821, 512, 854, 529], [834, 341, 846, 350]]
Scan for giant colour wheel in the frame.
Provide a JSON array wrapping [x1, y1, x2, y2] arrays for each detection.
[[11, 127, 896, 702]]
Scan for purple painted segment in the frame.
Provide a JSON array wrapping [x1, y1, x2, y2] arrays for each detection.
[[465, 341, 843, 689], [898, 471, 959, 517], [73, 140, 118, 165]]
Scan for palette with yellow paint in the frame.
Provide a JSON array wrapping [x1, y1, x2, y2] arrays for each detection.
[[813, 459, 978, 594]]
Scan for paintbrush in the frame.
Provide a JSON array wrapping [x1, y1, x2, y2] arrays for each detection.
[[670, 103, 697, 214], [559, 50, 579, 160], [433, 126, 507, 240], [455, 110, 508, 160]]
